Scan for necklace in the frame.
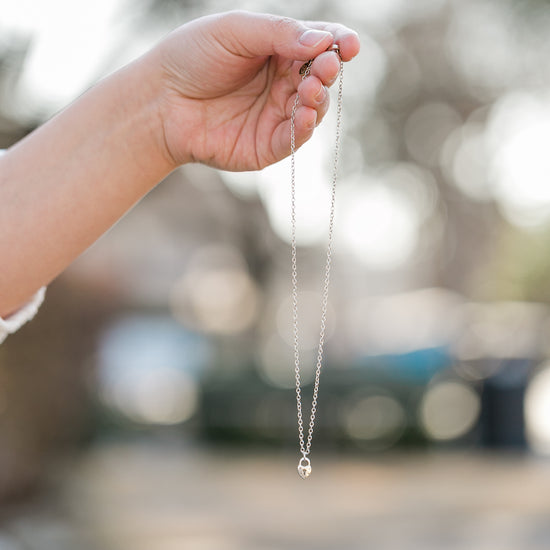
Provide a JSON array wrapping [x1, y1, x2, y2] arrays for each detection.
[[290, 46, 343, 479]]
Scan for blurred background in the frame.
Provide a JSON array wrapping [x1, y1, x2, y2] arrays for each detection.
[[2, 0, 550, 548]]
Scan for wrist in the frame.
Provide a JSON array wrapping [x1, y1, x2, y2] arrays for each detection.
[[137, 45, 195, 170], [124, 50, 186, 176]]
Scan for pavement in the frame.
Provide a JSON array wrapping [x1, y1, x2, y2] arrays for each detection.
[[2, 439, 550, 549]]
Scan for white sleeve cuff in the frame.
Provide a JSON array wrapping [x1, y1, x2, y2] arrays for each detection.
[[0, 288, 46, 345]]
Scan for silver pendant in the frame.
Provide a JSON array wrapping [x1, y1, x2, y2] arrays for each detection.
[[297, 457, 312, 479]]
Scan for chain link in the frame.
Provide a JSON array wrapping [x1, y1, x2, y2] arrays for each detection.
[[290, 51, 344, 468]]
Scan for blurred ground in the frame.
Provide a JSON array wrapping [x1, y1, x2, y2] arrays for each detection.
[[2, 440, 550, 550]]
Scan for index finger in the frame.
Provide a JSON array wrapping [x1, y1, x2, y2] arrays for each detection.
[[301, 20, 361, 62]]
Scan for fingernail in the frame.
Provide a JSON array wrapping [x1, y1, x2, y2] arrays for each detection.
[[299, 30, 332, 48]]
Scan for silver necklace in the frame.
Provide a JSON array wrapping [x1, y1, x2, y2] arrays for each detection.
[[290, 46, 343, 479]]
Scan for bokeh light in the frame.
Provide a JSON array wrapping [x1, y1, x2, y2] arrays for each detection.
[[487, 92, 550, 228], [446, 1, 521, 96], [420, 380, 481, 441], [2, 0, 130, 119], [337, 177, 420, 270], [525, 363, 550, 455], [101, 365, 198, 426], [344, 391, 407, 450], [221, 170, 259, 199], [404, 102, 462, 167], [257, 331, 316, 389], [257, 122, 335, 247], [170, 245, 260, 334], [97, 315, 209, 426], [441, 120, 491, 201]]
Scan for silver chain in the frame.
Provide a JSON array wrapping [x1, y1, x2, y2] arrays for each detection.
[[290, 49, 344, 479]]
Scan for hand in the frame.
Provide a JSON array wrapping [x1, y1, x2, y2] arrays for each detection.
[[149, 11, 360, 171]]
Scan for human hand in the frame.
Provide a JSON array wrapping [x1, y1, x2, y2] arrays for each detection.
[[148, 10, 360, 171]]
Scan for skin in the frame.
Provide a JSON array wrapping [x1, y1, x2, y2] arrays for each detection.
[[0, 11, 360, 318]]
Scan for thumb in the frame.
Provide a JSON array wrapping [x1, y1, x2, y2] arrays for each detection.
[[218, 11, 334, 60]]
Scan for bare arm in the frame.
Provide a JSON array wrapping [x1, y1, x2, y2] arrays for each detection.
[[0, 58, 172, 316], [0, 11, 360, 317]]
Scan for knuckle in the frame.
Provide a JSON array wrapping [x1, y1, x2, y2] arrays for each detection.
[[219, 10, 252, 27], [222, 9, 249, 19], [270, 15, 300, 36]]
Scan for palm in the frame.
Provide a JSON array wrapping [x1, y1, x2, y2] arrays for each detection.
[[163, 52, 296, 171]]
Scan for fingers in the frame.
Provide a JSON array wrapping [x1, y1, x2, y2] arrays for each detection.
[[286, 78, 330, 127], [218, 11, 333, 60], [215, 11, 360, 62], [298, 77, 329, 115], [303, 20, 361, 61], [271, 106, 317, 162], [293, 50, 342, 90], [285, 48, 339, 130]]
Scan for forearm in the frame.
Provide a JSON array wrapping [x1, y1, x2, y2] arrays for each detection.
[[0, 53, 175, 317]]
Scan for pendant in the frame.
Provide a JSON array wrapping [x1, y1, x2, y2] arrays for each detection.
[[297, 456, 312, 479]]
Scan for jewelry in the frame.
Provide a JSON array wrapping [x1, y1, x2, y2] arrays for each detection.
[[290, 45, 344, 479]]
